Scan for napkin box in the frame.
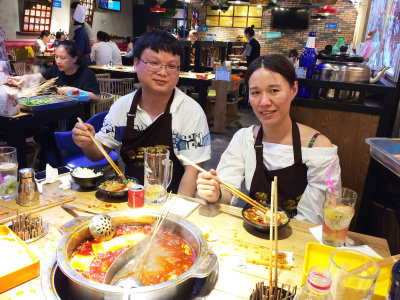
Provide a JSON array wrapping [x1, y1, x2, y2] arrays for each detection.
[[301, 242, 391, 300], [0, 225, 40, 293], [66, 91, 89, 102]]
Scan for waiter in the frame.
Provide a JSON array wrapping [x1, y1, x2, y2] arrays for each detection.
[[71, 4, 91, 66], [72, 30, 211, 197], [229, 25, 260, 67]]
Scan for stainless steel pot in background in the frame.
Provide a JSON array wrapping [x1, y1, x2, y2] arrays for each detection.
[[56, 209, 217, 300]]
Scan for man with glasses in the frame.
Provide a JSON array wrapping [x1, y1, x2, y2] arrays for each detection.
[[72, 30, 211, 197]]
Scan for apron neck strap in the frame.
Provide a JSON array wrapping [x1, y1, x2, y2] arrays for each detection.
[[127, 88, 175, 118]]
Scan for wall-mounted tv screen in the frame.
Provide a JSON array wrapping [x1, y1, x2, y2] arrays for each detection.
[[97, 0, 121, 11], [272, 7, 310, 29]]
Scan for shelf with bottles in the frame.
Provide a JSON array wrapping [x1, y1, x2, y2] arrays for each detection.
[[193, 41, 228, 73]]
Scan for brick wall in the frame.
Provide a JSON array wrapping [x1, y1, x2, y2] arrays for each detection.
[[198, 0, 357, 55]]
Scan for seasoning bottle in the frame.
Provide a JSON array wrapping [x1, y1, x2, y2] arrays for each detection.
[[331, 36, 345, 55], [17, 168, 39, 206], [387, 259, 400, 300], [294, 266, 333, 300]]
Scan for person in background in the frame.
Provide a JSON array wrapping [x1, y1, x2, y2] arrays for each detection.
[[319, 45, 333, 55], [106, 34, 122, 65], [35, 30, 51, 55], [69, 1, 94, 46], [0, 26, 11, 74], [288, 49, 299, 73], [52, 31, 65, 48], [72, 30, 211, 197], [188, 29, 198, 64], [126, 37, 135, 53], [196, 55, 340, 224], [229, 25, 260, 67], [90, 31, 114, 65], [8, 41, 100, 102], [71, 3, 91, 65]]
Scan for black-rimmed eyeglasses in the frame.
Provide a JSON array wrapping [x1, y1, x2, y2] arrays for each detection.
[[139, 58, 180, 74]]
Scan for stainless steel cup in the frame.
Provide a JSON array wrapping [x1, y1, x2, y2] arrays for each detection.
[[17, 168, 39, 206]]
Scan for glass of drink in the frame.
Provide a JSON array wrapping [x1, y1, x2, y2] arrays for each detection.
[[0, 147, 18, 201], [330, 248, 380, 300], [322, 186, 357, 247], [144, 147, 173, 205]]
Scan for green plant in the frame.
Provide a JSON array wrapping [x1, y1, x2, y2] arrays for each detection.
[[163, 8, 177, 18]]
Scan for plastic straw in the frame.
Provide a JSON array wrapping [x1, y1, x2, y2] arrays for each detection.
[[325, 166, 336, 204]]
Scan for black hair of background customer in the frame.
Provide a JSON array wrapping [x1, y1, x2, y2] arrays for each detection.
[[57, 40, 82, 66], [245, 54, 296, 88], [56, 32, 64, 40], [70, 1, 79, 9], [97, 31, 109, 42], [40, 30, 51, 38], [289, 49, 298, 58], [244, 25, 255, 37], [133, 30, 183, 59]]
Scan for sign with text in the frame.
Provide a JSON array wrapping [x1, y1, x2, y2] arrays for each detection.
[[53, 0, 61, 8], [265, 32, 281, 39], [198, 26, 208, 31], [215, 66, 231, 81], [325, 23, 338, 29]]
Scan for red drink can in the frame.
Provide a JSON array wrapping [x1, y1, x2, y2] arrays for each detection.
[[128, 184, 144, 208]]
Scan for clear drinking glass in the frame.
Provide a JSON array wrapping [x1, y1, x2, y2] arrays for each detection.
[[144, 147, 173, 205], [0, 147, 18, 201], [322, 187, 357, 247], [329, 249, 380, 300]]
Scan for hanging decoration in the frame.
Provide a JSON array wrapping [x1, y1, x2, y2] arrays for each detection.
[[317, 5, 339, 15], [150, 0, 167, 13], [192, 11, 200, 30]]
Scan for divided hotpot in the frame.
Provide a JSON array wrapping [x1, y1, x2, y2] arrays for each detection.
[[56, 209, 217, 300]]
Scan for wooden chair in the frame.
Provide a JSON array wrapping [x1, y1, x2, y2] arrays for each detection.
[[90, 92, 115, 116], [97, 78, 135, 100], [12, 61, 32, 76], [95, 73, 111, 79]]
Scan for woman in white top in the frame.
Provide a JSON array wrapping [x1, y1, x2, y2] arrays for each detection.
[[197, 54, 341, 224], [90, 31, 121, 65], [34, 30, 51, 55]]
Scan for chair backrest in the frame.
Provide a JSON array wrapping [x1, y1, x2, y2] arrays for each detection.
[[95, 73, 111, 79], [90, 92, 114, 116], [86, 110, 109, 131], [13, 61, 32, 76], [97, 78, 135, 100]]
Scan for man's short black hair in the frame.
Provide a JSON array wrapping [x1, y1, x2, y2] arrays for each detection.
[[133, 30, 183, 59], [70, 1, 80, 9]]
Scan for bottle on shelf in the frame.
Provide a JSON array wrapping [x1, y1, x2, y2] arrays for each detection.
[[294, 266, 333, 300], [388, 259, 400, 300], [297, 31, 317, 98], [331, 36, 345, 54]]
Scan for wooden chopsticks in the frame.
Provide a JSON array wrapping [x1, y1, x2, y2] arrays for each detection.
[[77, 117, 125, 180], [269, 177, 278, 299], [177, 154, 268, 214]]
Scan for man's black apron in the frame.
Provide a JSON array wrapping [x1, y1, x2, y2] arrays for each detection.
[[120, 88, 185, 193], [249, 120, 308, 217]]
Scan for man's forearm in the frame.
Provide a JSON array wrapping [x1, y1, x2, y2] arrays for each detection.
[[81, 139, 111, 162]]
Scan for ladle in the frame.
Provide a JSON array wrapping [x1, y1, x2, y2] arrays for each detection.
[[61, 203, 116, 242], [105, 193, 175, 288]]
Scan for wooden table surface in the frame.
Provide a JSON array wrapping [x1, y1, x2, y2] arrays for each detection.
[[0, 183, 390, 300]]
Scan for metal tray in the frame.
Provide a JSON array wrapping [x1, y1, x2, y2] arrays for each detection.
[[18, 95, 77, 112], [365, 138, 400, 177]]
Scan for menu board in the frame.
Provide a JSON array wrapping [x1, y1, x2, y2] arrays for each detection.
[[22, 0, 53, 32], [220, 17, 233, 27], [248, 17, 262, 28], [233, 17, 248, 28], [220, 6, 234, 16], [248, 6, 263, 17], [206, 16, 219, 27], [207, 6, 219, 16], [234, 6, 248, 17]]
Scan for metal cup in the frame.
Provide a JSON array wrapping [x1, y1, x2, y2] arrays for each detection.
[[17, 168, 39, 206]]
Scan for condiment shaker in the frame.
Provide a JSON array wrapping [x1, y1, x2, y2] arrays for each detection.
[[17, 168, 39, 206]]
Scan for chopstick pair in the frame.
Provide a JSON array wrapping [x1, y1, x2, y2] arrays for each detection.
[[77, 117, 125, 180], [177, 154, 268, 214], [269, 177, 278, 299]]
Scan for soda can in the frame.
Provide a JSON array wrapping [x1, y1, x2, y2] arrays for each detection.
[[128, 184, 144, 208]]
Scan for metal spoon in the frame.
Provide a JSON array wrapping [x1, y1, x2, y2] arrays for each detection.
[[61, 204, 116, 242]]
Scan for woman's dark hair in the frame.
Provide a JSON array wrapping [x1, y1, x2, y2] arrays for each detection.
[[97, 31, 110, 42], [56, 40, 82, 65], [244, 25, 255, 37], [133, 30, 183, 59], [245, 54, 296, 87], [40, 30, 51, 38], [56, 31, 64, 40]]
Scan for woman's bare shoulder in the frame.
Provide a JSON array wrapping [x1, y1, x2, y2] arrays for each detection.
[[297, 123, 333, 147]]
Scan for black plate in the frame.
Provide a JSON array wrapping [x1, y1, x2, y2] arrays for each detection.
[[242, 203, 290, 233], [96, 176, 138, 198], [70, 167, 104, 189]]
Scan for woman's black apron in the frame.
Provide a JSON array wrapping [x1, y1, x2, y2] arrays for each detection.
[[120, 88, 185, 193], [249, 120, 308, 217]]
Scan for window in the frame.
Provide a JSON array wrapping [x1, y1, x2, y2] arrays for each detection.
[[22, 0, 53, 32], [205, 6, 263, 28], [79, 0, 95, 26]]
